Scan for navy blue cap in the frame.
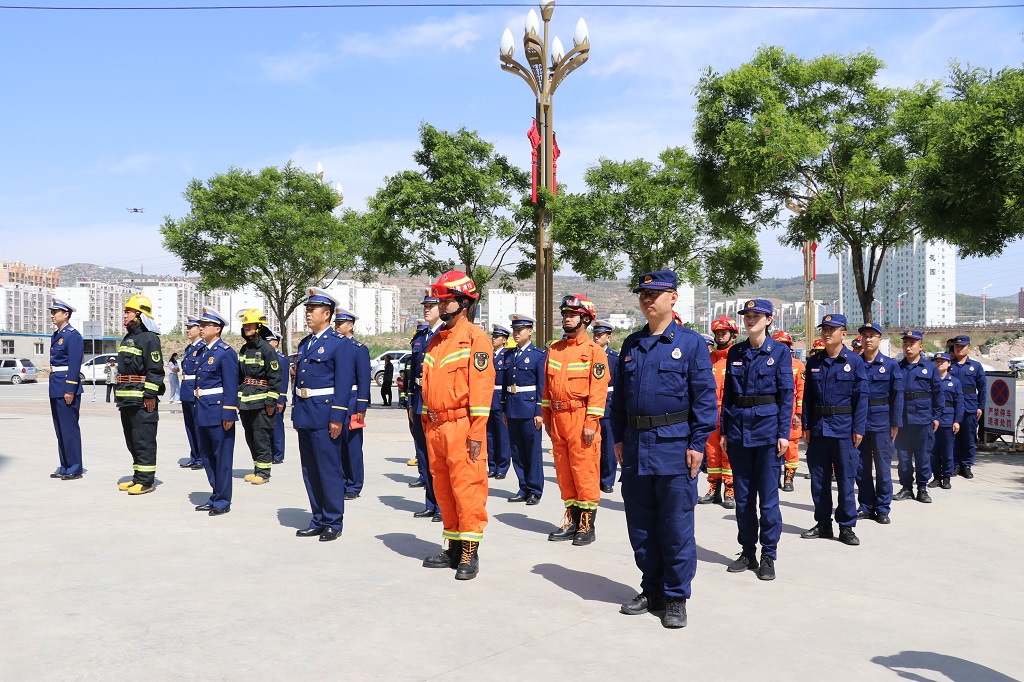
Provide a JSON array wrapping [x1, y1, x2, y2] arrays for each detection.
[[740, 299, 773, 316], [509, 314, 535, 328], [265, 329, 280, 341], [819, 314, 847, 328], [198, 307, 228, 327], [632, 270, 678, 293], [901, 329, 923, 340], [304, 286, 339, 310], [953, 335, 971, 345], [859, 322, 883, 335], [421, 288, 440, 305], [592, 320, 613, 334], [491, 323, 511, 337], [334, 309, 357, 323], [933, 352, 952, 362]]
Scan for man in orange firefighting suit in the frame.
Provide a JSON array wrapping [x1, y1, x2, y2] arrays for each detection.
[[419, 270, 495, 581], [772, 330, 804, 491], [698, 315, 737, 510], [542, 294, 609, 546]]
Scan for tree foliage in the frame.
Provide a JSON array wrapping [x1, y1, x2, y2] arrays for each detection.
[[357, 122, 531, 294], [161, 163, 358, 353], [693, 46, 940, 321], [553, 148, 760, 292], [917, 63, 1024, 257]]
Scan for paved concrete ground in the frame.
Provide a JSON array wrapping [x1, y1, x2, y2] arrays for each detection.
[[2, 380, 1023, 682]]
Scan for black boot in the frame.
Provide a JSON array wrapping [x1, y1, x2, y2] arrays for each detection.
[[962, 465, 973, 479], [455, 540, 480, 580], [940, 476, 951, 490], [573, 509, 596, 546], [727, 549, 757, 573], [548, 507, 580, 542], [423, 540, 461, 569], [698, 480, 719, 505]]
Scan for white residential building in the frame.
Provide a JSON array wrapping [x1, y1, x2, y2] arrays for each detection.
[[323, 280, 401, 335], [672, 283, 696, 324], [53, 281, 131, 336], [486, 290, 535, 329], [840, 238, 956, 328], [0, 283, 51, 334]]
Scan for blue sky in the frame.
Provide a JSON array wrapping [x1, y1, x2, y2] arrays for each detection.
[[1, 1, 1022, 296]]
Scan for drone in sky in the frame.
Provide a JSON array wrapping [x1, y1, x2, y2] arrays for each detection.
[[125, 208, 145, 214]]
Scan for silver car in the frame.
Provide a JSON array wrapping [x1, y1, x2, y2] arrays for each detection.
[[0, 358, 39, 384]]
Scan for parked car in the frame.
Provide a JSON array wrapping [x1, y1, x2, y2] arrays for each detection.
[[0, 358, 39, 384], [371, 351, 411, 386], [80, 353, 118, 384]]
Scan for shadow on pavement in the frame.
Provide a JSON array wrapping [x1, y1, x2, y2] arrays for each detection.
[[377, 532, 438, 561], [232, 468, 255, 479], [871, 651, 1018, 682], [277, 507, 313, 530], [384, 457, 411, 465], [378, 495, 421, 513], [0, 455, 8, 472], [600, 498, 625, 512], [697, 545, 736, 568], [188, 491, 208, 505], [493, 512, 558, 535], [531, 563, 635, 604], [177, 457, 192, 466], [722, 514, 807, 537], [383, 472, 419, 485], [779, 499, 816, 513]]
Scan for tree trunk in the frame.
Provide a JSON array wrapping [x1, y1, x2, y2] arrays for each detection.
[[849, 246, 874, 323]]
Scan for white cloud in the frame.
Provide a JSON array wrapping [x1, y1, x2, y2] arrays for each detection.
[[96, 153, 160, 175]]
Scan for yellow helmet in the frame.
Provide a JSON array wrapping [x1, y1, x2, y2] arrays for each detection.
[[241, 308, 269, 326], [124, 294, 153, 316]]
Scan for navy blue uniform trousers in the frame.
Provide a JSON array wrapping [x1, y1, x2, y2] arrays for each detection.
[[50, 395, 83, 475], [298, 427, 346, 531], [199, 423, 234, 509], [508, 417, 544, 497], [600, 418, 617, 489], [410, 406, 439, 513], [342, 424, 364, 494], [896, 424, 933, 492], [953, 412, 978, 468], [807, 436, 858, 528], [272, 409, 285, 463], [487, 409, 510, 476], [857, 430, 894, 515], [932, 426, 955, 479], [621, 470, 698, 600], [182, 400, 202, 466], [729, 444, 782, 559]]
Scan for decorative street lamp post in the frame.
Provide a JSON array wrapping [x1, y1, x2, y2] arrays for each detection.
[[897, 291, 908, 327], [499, 1, 590, 345]]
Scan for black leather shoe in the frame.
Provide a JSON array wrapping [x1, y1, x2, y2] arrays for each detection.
[[50, 472, 63, 478], [208, 507, 230, 516], [601, 484, 614, 493], [195, 503, 214, 512], [838, 526, 859, 545], [487, 471, 496, 478], [319, 527, 340, 542], [941, 477, 951, 490], [661, 599, 687, 628], [60, 473, 83, 480], [917, 489, 932, 503], [893, 488, 915, 501], [757, 556, 776, 581], [507, 494, 528, 503], [272, 459, 284, 464], [962, 466, 974, 479], [179, 461, 193, 468], [727, 551, 757, 573], [620, 592, 665, 615], [857, 510, 875, 520], [875, 512, 891, 524], [296, 527, 322, 537], [494, 473, 506, 480], [801, 524, 834, 539], [525, 493, 541, 506], [190, 463, 205, 470], [413, 509, 435, 518], [344, 492, 360, 500], [408, 481, 425, 488], [431, 514, 442, 522], [927, 478, 940, 488]]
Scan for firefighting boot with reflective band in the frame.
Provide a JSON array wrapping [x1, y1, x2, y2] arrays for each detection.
[[721, 483, 736, 510], [423, 540, 462, 569], [698, 479, 719, 505], [782, 468, 795, 492], [126, 483, 153, 495], [548, 507, 580, 542], [455, 541, 480, 580], [572, 509, 596, 546], [118, 480, 134, 491]]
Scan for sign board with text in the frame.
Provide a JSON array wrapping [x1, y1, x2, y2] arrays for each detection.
[[984, 371, 1017, 437]]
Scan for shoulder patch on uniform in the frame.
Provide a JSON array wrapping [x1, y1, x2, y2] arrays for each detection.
[[474, 352, 489, 371], [270, 360, 279, 371], [594, 363, 606, 379], [151, 351, 161, 363]]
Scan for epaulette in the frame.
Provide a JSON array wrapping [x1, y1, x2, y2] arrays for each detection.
[[354, 341, 363, 347], [67, 326, 75, 333]]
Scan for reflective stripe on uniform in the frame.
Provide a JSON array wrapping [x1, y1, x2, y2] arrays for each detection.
[[115, 389, 144, 398], [547, 359, 563, 370], [144, 382, 160, 392], [118, 346, 143, 355], [567, 361, 590, 371], [240, 393, 271, 402], [469, 406, 490, 417], [133, 465, 157, 472], [255, 462, 272, 469], [440, 349, 471, 367], [586, 406, 604, 417]]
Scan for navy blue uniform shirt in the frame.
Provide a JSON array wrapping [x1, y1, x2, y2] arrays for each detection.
[[721, 337, 794, 447], [899, 357, 942, 426], [194, 338, 240, 427], [49, 323, 84, 398], [502, 342, 546, 419], [936, 372, 965, 427], [861, 352, 905, 431], [602, 347, 619, 418], [949, 357, 986, 414], [802, 346, 867, 437]]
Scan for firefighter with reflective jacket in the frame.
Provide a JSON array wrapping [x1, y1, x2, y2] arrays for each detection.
[[238, 308, 283, 484], [543, 295, 609, 546], [115, 294, 165, 495], [419, 271, 495, 581], [699, 315, 738, 509], [772, 330, 804, 491]]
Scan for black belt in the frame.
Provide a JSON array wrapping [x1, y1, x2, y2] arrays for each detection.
[[628, 410, 689, 429], [735, 394, 776, 407], [963, 389, 977, 395], [813, 405, 853, 416], [905, 391, 930, 400], [945, 401, 956, 407], [868, 398, 889, 407]]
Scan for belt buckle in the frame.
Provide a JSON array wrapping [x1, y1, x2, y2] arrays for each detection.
[[299, 388, 310, 399], [509, 385, 518, 395], [553, 400, 565, 411], [428, 411, 440, 423], [194, 388, 202, 398]]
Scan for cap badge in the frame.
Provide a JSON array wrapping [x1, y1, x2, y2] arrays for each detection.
[[747, 301, 755, 308], [825, 315, 832, 322], [643, 275, 652, 284]]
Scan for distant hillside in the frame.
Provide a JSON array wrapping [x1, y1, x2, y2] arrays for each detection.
[[58, 263, 144, 284], [956, 293, 1019, 322]]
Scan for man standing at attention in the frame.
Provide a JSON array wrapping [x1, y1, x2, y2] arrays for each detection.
[[487, 323, 512, 481], [592, 320, 619, 494], [611, 270, 717, 629], [419, 271, 494, 581], [334, 309, 371, 500], [192, 307, 238, 516], [949, 335, 986, 479], [179, 317, 205, 471], [47, 297, 84, 480], [502, 314, 546, 505]]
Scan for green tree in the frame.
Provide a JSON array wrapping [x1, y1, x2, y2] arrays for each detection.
[[161, 163, 357, 353], [553, 148, 760, 292], [357, 123, 531, 294], [917, 63, 1024, 256], [693, 46, 940, 322]]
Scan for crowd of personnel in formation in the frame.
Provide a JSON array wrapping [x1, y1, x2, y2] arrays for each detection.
[[42, 269, 986, 630]]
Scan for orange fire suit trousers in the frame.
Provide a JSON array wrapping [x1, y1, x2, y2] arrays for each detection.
[[785, 424, 802, 470], [425, 416, 488, 543], [549, 406, 601, 509], [704, 427, 733, 485]]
